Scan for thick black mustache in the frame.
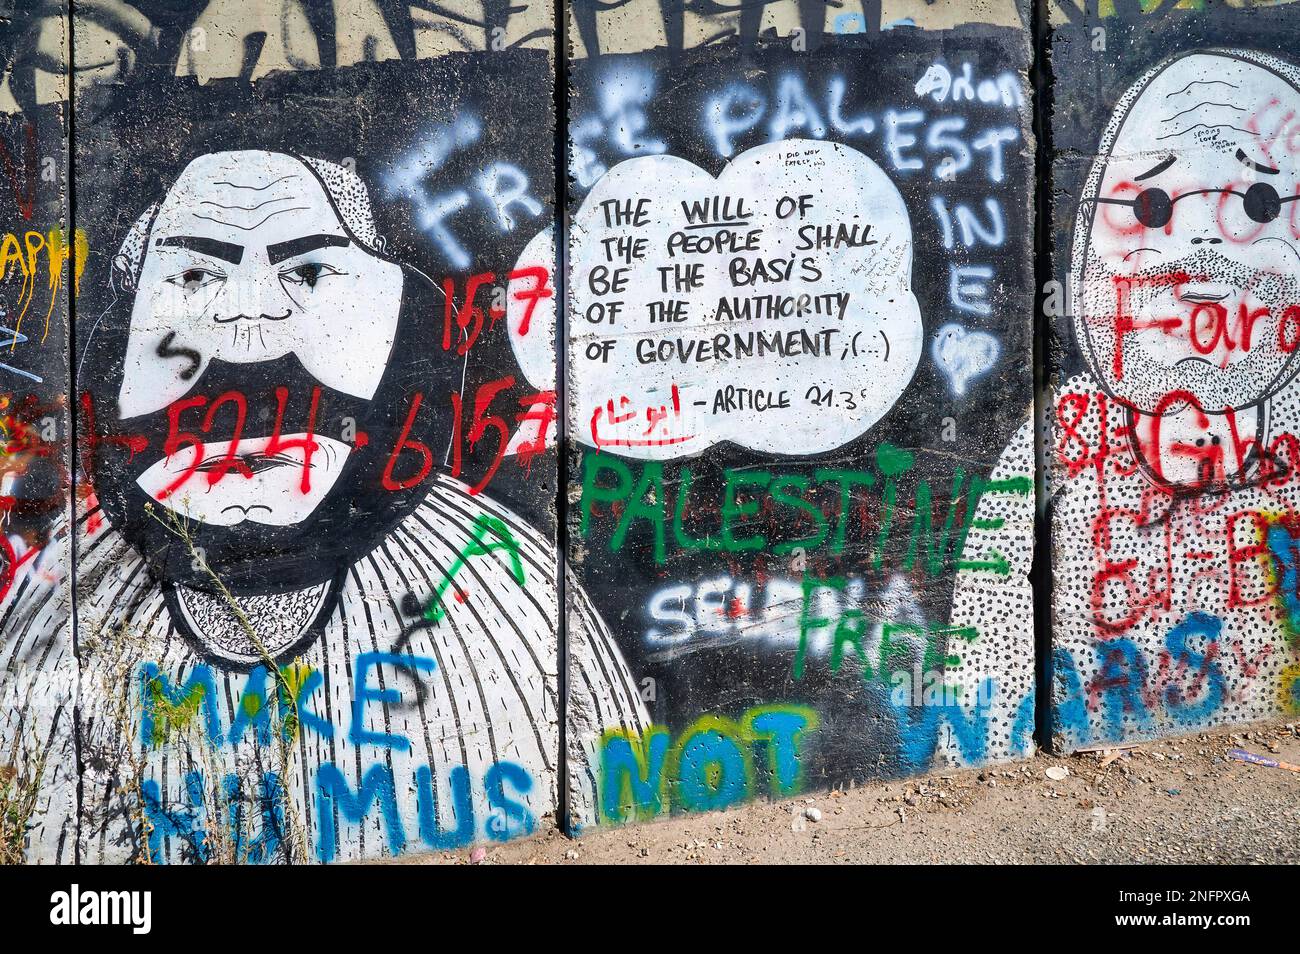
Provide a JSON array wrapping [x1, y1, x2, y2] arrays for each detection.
[[115, 351, 374, 468]]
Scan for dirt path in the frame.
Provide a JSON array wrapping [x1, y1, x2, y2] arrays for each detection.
[[408, 718, 1300, 865]]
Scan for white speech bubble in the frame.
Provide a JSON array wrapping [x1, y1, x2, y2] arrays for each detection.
[[565, 139, 923, 459]]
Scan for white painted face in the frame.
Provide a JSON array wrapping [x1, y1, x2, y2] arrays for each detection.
[[1077, 52, 1300, 414], [134, 434, 353, 528], [120, 150, 403, 527]]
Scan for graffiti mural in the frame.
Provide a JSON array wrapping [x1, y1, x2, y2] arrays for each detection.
[[562, 0, 1037, 828], [1039, 3, 1300, 748], [0, 2, 652, 864], [7, 0, 1300, 867]]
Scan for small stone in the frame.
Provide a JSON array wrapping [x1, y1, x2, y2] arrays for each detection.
[[1045, 766, 1070, 781]]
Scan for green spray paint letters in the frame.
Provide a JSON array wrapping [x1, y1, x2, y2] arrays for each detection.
[[580, 447, 1029, 574], [420, 514, 526, 622]]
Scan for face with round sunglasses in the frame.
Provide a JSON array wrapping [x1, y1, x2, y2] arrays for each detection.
[[1101, 178, 1296, 232], [1076, 52, 1300, 418]]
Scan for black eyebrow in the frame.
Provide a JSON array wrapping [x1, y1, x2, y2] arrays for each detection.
[[1135, 155, 1177, 181], [156, 235, 244, 264], [267, 233, 350, 265], [1235, 147, 1279, 175]]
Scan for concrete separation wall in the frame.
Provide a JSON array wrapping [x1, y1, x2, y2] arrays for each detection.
[[0, 0, 1296, 864], [5, 0, 568, 864]]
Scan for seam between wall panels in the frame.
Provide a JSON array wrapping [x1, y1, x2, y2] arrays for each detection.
[[1030, 0, 1055, 752], [64, 0, 82, 866], [554, 0, 572, 838]]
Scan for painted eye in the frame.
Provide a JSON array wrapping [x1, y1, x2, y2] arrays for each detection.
[[1244, 182, 1282, 224], [167, 268, 224, 293], [1132, 188, 1172, 229], [281, 262, 339, 289]]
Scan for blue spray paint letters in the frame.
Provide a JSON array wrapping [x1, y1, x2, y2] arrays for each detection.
[[415, 764, 475, 850], [349, 651, 438, 751], [892, 678, 995, 772], [599, 706, 819, 824], [484, 761, 536, 842], [315, 762, 406, 863]]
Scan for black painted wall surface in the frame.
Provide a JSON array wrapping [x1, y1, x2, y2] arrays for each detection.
[[3, 0, 584, 864], [565, 2, 1039, 828]]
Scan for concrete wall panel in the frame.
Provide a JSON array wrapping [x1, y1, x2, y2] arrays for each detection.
[[1046, 0, 1300, 748], [2, 0, 569, 864], [565, 0, 1039, 831], [5, 0, 1300, 865]]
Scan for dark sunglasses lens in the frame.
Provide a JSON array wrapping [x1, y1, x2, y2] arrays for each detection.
[[1244, 182, 1282, 223], [1134, 188, 1172, 228]]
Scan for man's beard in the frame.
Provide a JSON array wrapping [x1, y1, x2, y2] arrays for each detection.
[[1077, 247, 1300, 414], [81, 266, 457, 596]]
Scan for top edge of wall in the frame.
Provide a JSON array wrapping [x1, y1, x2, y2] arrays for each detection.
[[1046, 0, 1300, 28], [1, 0, 556, 114], [567, 0, 1027, 60]]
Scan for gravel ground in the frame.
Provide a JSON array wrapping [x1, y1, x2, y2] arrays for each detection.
[[406, 717, 1300, 865]]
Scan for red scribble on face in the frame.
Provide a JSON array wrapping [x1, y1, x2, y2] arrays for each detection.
[[156, 395, 208, 501], [263, 385, 321, 495], [1097, 180, 1151, 238], [1276, 304, 1300, 353], [78, 391, 148, 474], [382, 390, 432, 492], [1188, 301, 1230, 358], [513, 390, 556, 477], [0, 534, 38, 604], [198, 390, 252, 486], [1146, 389, 1215, 486], [442, 272, 502, 356], [1107, 271, 1190, 380], [1215, 186, 1267, 245]]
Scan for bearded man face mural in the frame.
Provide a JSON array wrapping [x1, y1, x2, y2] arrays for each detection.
[[84, 151, 455, 664], [1017, 48, 1300, 750], [50, 150, 647, 862], [951, 49, 1300, 766], [1073, 50, 1300, 490], [82, 151, 457, 665]]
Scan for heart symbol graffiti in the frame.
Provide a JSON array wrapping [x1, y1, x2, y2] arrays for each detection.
[[932, 323, 999, 397]]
